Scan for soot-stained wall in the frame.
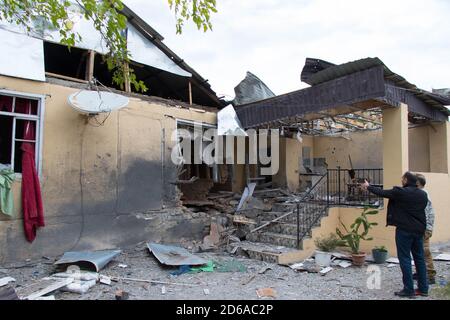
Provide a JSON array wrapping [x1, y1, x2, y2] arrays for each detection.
[[0, 76, 217, 263]]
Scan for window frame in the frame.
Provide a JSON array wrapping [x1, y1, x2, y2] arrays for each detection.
[[0, 89, 46, 177]]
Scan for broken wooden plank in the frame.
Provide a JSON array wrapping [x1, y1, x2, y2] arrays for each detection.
[[110, 276, 198, 287], [250, 211, 294, 233], [233, 215, 257, 225], [173, 176, 199, 185], [16, 277, 74, 300]]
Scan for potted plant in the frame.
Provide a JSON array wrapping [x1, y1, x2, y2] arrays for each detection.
[[314, 234, 343, 267], [372, 246, 389, 264], [336, 207, 379, 266]]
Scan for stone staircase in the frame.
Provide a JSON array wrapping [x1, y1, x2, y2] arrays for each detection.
[[232, 202, 330, 265]]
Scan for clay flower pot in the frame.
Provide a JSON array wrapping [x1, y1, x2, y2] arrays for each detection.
[[351, 252, 367, 266]]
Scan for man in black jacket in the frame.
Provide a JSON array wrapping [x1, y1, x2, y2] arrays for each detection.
[[362, 172, 429, 298]]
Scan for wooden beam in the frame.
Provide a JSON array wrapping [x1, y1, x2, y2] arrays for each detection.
[[45, 72, 89, 84], [188, 80, 193, 105], [85, 50, 96, 82], [124, 62, 131, 93]]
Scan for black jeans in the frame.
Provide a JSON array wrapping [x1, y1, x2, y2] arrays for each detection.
[[395, 228, 429, 294]]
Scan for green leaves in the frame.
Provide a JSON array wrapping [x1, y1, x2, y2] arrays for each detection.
[[169, 0, 217, 34], [336, 207, 379, 254], [0, 0, 218, 92]]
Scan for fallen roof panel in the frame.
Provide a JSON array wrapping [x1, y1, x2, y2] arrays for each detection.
[[54, 249, 121, 272], [147, 243, 208, 266]]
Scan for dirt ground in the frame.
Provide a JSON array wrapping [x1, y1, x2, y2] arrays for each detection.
[[2, 241, 449, 300]]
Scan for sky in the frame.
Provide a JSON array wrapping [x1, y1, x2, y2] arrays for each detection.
[[124, 0, 450, 100]]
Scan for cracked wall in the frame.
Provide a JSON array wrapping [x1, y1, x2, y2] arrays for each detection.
[[0, 75, 217, 263]]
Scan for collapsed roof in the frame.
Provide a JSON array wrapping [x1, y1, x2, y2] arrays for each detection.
[[232, 72, 275, 106], [0, 3, 224, 108], [236, 57, 450, 130]]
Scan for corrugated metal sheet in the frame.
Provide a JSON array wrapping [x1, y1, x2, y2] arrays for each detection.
[[147, 243, 208, 266], [54, 250, 121, 272]]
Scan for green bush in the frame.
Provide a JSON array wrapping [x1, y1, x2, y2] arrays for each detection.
[[336, 207, 379, 254]]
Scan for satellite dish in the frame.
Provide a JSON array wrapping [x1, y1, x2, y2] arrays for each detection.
[[68, 90, 129, 114]]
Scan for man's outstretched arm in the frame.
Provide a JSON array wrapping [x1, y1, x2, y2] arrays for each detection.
[[362, 180, 398, 199]]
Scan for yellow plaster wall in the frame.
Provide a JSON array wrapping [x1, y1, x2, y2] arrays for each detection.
[[314, 130, 383, 169], [0, 75, 218, 261]]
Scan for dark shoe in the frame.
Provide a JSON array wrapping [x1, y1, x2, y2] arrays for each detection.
[[395, 290, 416, 298], [415, 289, 429, 297], [413, 273, 418, 280]]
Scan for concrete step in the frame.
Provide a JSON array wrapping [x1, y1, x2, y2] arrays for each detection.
[[260, 220, 320, 237], [230, 241, 302, 264], [247, 232, 299, 249]]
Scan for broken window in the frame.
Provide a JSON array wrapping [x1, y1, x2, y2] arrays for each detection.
[[0, 92, 42, 174]]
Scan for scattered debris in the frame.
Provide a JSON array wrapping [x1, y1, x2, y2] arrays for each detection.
[[16, 277, 74, 300], [62, 279, 96, 294], [202, 223, 223, 250], [240, 274, 256, 286], [331, 252, 352, 260], [118, 264, 128, 269], [233, 215, 257, 225], [0, 286, 19, 300], [54, 250, 121, 272], [236, 183, 257, 212], [214, 259, 247, 273], [52, 269, 99, 282], [320, 267, 333, 276], [0, 276, 16, 287], [110, 276, 198, 287], [148, 243, 208, 266], [190, 261, 215, 273], [115, 289, 129, 300], [256, 288, 277, 299], [434, 254, 450, 261], [289, 263, 304, 271], [386, 257, 400, 264], [161, 286, 166, 295], [34, 295, 56, 300], [99, 275, 112, 285], [258, 266, 273, 274], [332, 260, 352, 269], [290, 260, 321, 273], [203, 288, 210, 295]]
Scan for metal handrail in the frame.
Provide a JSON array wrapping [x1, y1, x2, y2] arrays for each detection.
[[296, 175, 329, 248], [249, 173, 327, 234]]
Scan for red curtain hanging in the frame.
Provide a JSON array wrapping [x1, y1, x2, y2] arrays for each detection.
[[21, 100, 44, 242]]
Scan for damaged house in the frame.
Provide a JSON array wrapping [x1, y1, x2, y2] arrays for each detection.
[[0, 4, 235, 263], [1, 3, 450, 269], [230, 57, 450, 264]]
